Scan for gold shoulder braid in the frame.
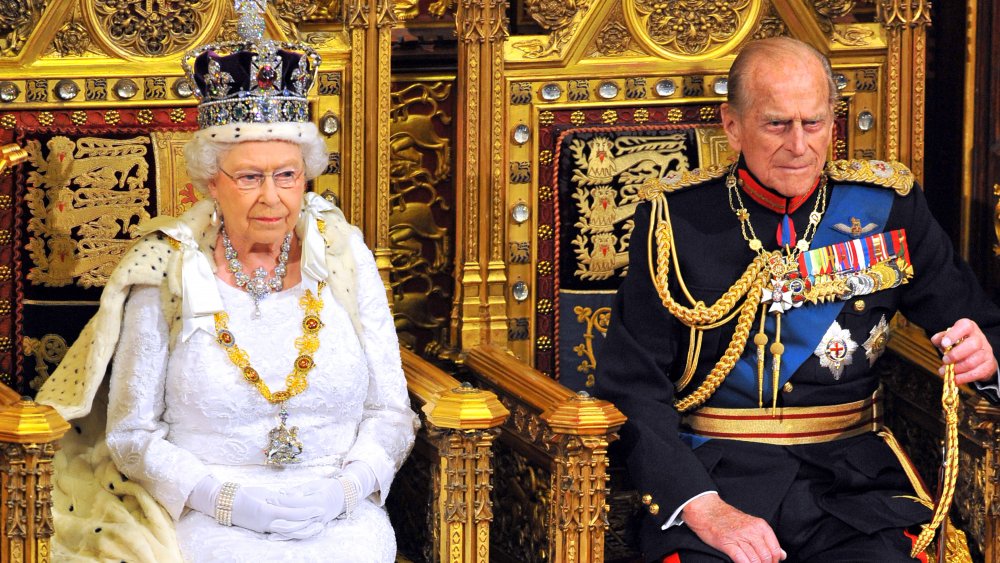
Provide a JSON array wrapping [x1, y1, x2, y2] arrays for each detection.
[[646, 182, 768, 413], [825, 159, 914, 196], [639, 165, 728, 201], [214, 281, 326, 465]]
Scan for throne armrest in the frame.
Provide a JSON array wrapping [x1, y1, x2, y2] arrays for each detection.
[[399, 347, 509, 563], [465, 344, 626, 563], [0, 382, 70, 563]]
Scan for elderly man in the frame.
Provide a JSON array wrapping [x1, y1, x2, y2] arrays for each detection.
[[595, 37, 1000, 563]]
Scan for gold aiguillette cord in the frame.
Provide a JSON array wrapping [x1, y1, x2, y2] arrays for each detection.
[[909, 344, 960, 557]]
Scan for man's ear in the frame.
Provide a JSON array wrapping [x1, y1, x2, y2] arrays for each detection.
[[720, 102, 742, 154]]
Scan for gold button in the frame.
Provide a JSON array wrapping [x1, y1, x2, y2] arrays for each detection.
[[853, 300, 865, 312], [783, 382, 794, 393], [641, 494, 652, 505], [649, 503, 660, 515]]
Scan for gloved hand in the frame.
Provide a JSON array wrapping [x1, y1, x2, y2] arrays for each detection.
[[187, 475, 324, 538], [277, 462, 377, 525]]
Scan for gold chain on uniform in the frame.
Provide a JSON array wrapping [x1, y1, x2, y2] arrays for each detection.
[[214, 282, 326, 404]]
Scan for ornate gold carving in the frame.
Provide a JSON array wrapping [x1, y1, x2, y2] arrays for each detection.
[[752, 2, 788, 39], [301, 0, 343, 22], [573, 306, 610, 387], [0, 0, 46, 57], [50, 19, 92, 57], [491, 440, 551, 561], [543, 394, 625, 563], [512, 0, 591, 59], [625, 0, 762, 61], [879, 0, 931, 28], [0, 401, 68, 563], [833, 25, 876, 47], [567, 135, 694, 280], [88, 0, 211, 57], [425, 386, 504, 563], [389, 82, 454, 348], [21, 334, 68, 392], [23, 136, 152, 288], [596, 19, 631, 56]]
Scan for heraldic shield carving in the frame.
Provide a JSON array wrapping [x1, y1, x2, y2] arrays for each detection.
[[537, 111, 739, 389], [24, 135, 152, 288]]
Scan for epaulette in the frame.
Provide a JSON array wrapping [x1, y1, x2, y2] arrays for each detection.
[[825, 159, 914, 196], [638, 164, 728, 201]]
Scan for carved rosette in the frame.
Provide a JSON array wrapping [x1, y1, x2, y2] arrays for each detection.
[[752, 2, 788, 40], [624, 0, 762, 61]]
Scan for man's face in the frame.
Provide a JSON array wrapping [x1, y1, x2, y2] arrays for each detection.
[[721, 56, 834, 198]]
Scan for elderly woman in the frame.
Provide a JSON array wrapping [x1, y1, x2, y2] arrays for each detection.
[[37, 7, 417, 562]]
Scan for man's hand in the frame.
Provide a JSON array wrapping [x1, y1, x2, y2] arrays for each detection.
[[931, 318, 998, 385], [682, 494, 785, 563]]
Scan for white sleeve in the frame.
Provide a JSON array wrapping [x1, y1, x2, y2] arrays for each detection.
[[105, 285, 212, 520], [342, 234, 419, 505], [661, 490, 719, 529]]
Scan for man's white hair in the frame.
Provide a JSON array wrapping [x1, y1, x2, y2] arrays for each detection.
[[184, 121, 328, 195]]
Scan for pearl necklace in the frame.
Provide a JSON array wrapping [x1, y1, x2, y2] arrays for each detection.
[[221, 223, 292, 317]]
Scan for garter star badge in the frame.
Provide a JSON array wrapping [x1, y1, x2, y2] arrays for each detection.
[[814, 321, 858, 380], [863, 315, 891, 366]]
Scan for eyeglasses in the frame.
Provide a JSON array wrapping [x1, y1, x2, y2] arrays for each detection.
[[218, 167, 304, 190]]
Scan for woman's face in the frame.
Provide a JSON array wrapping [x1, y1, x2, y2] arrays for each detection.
[[208, 141, 306, 248]]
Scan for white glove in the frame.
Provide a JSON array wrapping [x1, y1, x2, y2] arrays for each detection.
[[278, 462, 378, 525], [187, 476, 324, 537]]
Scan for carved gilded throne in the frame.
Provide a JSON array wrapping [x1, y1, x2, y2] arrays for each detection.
[[0, 2, 508, 562], [434, 0, 1000, 560]]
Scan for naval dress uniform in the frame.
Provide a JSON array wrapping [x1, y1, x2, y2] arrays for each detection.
[[594, 160, 1000, 562]]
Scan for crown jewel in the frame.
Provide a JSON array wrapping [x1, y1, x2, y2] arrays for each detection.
[[182, 0, 321, 129]]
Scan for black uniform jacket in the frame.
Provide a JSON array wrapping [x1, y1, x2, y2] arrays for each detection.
[[594, 164, 1000, 560]]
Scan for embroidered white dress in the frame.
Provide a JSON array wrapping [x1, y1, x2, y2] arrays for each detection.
[[105, 234, 416, 563]]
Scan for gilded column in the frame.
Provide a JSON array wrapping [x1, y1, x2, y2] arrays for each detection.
[[908, 1, 931, 184], [423, 384, 509, 563], [484, 0, 510, 347], [373, 0, 398, 289], [542, 392, 627, 563], [346, 0, 370, 227], [453, 0, 487, 349], [880, 0, 905, 163], [0, 399, 70, 563]]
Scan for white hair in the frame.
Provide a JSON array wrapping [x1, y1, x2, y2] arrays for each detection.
[[184, 121, 328, 195]]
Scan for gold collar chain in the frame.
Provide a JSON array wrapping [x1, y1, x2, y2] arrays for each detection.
[[214, 281, 326, 464], [725, 162, 830, 412], [725, 161, 828, 282]]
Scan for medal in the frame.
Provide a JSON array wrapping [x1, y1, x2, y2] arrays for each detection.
[[863, 314, 891, 366], [265, 406, 303, 465], [814, 321, 857, 380]]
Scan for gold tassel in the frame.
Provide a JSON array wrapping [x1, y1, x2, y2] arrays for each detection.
[[754, 304, 768, 408], [770, 313, 784, 414]]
